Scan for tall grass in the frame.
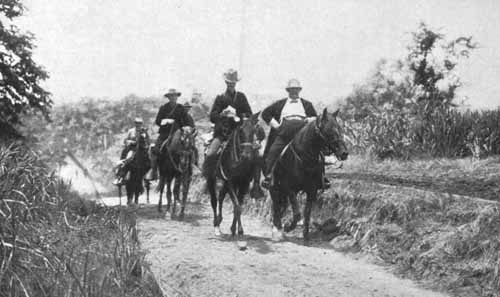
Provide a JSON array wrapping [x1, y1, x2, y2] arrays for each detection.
[[0, 144, 162, 297], [342, 108, 500, 159]]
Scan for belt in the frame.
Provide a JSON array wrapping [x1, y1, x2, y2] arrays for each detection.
[[282, 115, 305, 121]]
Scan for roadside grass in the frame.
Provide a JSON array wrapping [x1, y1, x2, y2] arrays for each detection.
[[0, 143, 162, 297], [329, 154, 500, 201], [243, 154, 500, 297]]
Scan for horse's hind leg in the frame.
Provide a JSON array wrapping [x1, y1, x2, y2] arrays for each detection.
[[284, 192, 301, 233]]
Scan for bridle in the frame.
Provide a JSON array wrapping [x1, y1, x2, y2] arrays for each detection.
[[314, 120, 338, 156]]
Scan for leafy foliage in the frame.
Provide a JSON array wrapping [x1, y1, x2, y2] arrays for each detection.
[[0, 144, 162, 297], [339, 23, 495, 159], [0, 0, 51, 136]]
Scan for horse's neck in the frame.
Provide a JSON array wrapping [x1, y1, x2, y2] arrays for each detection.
[[292, 122, 321, 161]]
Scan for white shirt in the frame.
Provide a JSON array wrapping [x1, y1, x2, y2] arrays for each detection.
[[280, 97, 306, 123]]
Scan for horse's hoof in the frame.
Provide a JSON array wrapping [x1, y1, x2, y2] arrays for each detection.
[[238, 229, 244, 236], [178, 212, 185, 220], [284, 223, 295, 233], [272, 227, 285, 242], [214, 227, 222, 236]]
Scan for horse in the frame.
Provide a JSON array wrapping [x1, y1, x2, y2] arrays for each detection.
[[269, 108, 348, 242], [117, 135, 151, 206], [157, 126, 197, 219], [206, 114, 260, 237]]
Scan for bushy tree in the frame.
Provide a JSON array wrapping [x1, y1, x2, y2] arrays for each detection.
[[341, 23, 480, 158], [0, 0, 51, 137]]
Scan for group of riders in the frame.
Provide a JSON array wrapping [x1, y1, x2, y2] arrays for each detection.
[[113, 68, 331, 190]]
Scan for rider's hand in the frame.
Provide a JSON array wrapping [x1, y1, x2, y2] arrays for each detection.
[[305, 116, 317, 123], [221, 109, 231, 116], [270, 118, 280, 129]]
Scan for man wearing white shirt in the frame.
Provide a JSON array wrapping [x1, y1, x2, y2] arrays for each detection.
[[146, 88, 191, 180], [261, 79, 320, 189]]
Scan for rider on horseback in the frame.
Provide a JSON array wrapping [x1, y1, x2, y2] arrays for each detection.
[[113, 117, 150, 185], [146, 88, 191, 181], [261, 79, 331, 189], [183, 101, 199, 167], [202, 69, 253, 178]]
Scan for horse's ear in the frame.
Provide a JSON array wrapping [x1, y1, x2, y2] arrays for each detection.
[[251, 111, 261, 125], [332, 108, 340, 118], [321, 108, 329, 122]]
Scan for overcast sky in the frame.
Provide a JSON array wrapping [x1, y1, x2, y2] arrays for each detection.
[[17, 0, 500, 109]]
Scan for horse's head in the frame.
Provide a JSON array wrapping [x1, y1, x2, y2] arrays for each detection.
[[179, 126, 197, 169], [236, 113, 261, 161], [315, 108, 348, 161]]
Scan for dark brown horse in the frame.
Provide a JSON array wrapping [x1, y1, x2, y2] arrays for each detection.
[[269, 108, 348, 242], [157, 127, 197, 219], [207, 114, 260, 236], [117, 134, 151, 206]]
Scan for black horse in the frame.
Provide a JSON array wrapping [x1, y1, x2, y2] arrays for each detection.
[[157, 127, 197, 219], [117, 135, 151, 206], [207, 114, 260, 237], [269, 108, 348, 242]]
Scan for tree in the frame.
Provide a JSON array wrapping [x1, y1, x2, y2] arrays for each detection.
[[0, 0, 51, 137]]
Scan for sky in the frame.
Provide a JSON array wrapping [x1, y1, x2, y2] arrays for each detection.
[[15, 0, 500, 109]]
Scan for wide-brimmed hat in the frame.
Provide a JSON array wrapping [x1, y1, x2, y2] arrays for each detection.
[[183, 102, 192, 108], [223, 69, 240, 83], [134, 117, 143, 124], [285, 79, 302, 90], [164, 88, 182, 98]]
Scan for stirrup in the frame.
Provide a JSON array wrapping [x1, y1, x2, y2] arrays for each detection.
[[261, 177, 272, 189]]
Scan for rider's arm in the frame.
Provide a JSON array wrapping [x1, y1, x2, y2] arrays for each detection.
[[155, 105, 164, 126], [262, 100, 280, 128], [238, 93, 252, 118], [209, 95, 224, 124]]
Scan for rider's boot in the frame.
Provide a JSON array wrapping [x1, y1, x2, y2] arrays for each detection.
[[261, 175, 272, 189], [112, 177, 123, 186]]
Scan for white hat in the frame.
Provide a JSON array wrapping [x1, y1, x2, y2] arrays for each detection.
[[285, 79, 302, 90]]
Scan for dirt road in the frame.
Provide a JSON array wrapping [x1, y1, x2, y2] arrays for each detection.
[[133, 198, 448, 297]]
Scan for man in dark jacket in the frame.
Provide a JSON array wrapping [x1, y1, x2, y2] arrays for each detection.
[[202, 69, 252, 178], [261, 79, 329, 189], [146, 88, 190, 180]]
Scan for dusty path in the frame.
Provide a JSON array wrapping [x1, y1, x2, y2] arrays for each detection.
[[134, 198, 448, 297]]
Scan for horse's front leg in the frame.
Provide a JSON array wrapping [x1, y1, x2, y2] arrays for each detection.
[[171, 177, 181, 218], [236, 182, 250, 236], [144, 179, 150, 204], [226, 182, 241, 237], [207, 177, 220, 235], [284, 192, 301, 232], [158, 177, 165, 212], [270, 188, 286, 241], [166, 179, 172, 212], [217, 183, 228, 227], [303, 190, 316, 243], [179, 173, 191, 220]]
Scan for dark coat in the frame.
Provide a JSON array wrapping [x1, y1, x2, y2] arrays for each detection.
[[209, 90, 252, 139], [261, 98, 317, 156], [186, 113, 195, 128], [155, 102, 190, 136]]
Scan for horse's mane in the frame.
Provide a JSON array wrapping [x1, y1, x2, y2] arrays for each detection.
[[291, 121, 317, 152]]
